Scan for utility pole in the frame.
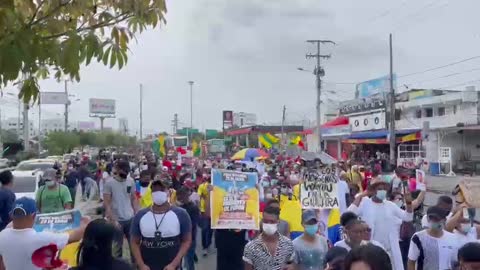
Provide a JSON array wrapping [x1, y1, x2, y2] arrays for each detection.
[[139, 84, 143, 142], [64, 80, 69, 132], [306, 39, 335, 152], [172, 113, 179, 134], [38, 102, 41, 154], [23, 102, 29, 151], [388, 34, 396, 167], [281, 105, 286, 151], [188, 81, 194, 146]]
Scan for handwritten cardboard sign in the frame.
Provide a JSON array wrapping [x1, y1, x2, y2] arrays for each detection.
[[300, 169, 339, 209]]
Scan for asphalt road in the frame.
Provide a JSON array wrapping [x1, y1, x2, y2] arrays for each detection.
[[76, 174, 479, 270]]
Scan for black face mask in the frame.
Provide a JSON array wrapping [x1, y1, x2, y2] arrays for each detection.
[[140, 182, 150, 187], [119, 172, 128, 179]]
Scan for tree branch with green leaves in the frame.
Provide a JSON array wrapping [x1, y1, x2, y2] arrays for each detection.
[[0, 0, 167, 103]]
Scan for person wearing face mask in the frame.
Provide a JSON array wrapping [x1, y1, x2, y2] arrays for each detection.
[[243, 206, 296, 270], [103, 160, 139, 261], [175, 186, 199, 270], [130, 179, 192, 270], [36, 168, 72, 214], [335, 212, 384, 252], [445, 205, 480, 246], [292, 209, 329, 270], [348, 178, 413, 270], [408, 206, 459, 270]]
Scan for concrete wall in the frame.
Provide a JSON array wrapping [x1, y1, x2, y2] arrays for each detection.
[[396, 102, 478, 130], [438, 130, 480, 164]]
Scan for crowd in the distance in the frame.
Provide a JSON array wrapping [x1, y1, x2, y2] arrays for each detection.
[[0, 150, 479, 270]]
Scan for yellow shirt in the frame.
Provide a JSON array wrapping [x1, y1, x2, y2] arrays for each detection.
[[198, 182, 208, 213], [139, 184, 177, 209]]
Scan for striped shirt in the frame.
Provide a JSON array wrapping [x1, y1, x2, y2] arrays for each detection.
[[243, 233, 296, 270]]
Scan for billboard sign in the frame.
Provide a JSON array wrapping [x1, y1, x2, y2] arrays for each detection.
[[356, 74, 397, 98], [89, 98, 115, 115], [40, 92, 68, 105], [223, 110, 233, 129]]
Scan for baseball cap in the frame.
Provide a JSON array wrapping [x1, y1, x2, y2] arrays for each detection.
[[302, 209, 318, 223], [10, 197, 37, 218], [427, 206, 449, 219]]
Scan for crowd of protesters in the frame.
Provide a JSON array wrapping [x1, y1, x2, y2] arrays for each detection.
[[0, 149, 479, 270]]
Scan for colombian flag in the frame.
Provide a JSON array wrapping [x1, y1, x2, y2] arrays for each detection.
[[327, 208, 342, 245]]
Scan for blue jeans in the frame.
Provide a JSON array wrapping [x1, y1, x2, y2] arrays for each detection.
[[184, 239, 196, 270], [200, 216, 213, 249]]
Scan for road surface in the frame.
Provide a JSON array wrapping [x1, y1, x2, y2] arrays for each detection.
[[75, 174, 479, 270]]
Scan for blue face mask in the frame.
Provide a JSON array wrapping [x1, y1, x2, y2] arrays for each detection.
[[261, 181, 270, 187], [375, 190, 387, 201], [304, 224, 318, 236]]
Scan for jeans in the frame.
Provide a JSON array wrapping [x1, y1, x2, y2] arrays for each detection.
[[184, 239, 196, 270], [200, 216, 213, 249], [113, 219, 134, 263]]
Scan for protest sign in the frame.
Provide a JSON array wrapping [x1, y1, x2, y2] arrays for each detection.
[[300, 169, 339, 209], [34, 210, 82, 267], [415, 169, 425, 184], [210, 169, 260, 230]]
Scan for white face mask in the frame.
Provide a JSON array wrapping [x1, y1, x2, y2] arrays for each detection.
[[152, 191, 168, 205], [262, 223, 278, 235], [394, 199, 403, 208], [45, 180, 56, 187], [460, 223, 472, 234]]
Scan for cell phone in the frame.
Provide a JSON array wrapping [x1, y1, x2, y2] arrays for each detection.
[[463, 208, 469, 220]]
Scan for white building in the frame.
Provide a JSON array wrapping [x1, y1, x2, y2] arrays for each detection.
[[1, 117, 35, 138], [233, 112, 257, 127], [395, 89, 480, 169], [41, 118, 65, 134]]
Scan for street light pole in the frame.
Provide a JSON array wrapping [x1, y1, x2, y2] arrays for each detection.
[[188, 81, 194, 147], [64, 80, 69, 132]]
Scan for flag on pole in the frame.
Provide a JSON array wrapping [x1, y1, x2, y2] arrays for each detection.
[[152, 135, 166, 158], [258, 133, 280, 149], [290, 135, 305, 150], [192, 141, 201, 157]]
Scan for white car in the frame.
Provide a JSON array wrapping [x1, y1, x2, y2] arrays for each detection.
[[15, 159, 56, 173], [12, 170, 42, 200]]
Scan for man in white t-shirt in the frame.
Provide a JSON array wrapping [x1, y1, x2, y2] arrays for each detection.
[[420, 195, 453, 228], [0, 197, 88, 270], [337, 172, 350, 213], [408, 206, 459, 270]]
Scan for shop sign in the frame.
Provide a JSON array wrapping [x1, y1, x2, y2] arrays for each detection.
[[339, 98, 385, 115], [350, 112, 385, 132]]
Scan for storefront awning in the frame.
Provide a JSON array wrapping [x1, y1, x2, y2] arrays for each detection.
[[303, 116, 349, 135], [343, 129, 421, 144]]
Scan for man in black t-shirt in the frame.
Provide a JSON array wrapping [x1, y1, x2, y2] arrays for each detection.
[[176, 187, 199, 270]]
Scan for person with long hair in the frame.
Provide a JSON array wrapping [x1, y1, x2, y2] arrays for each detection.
[[70, 219, 132, 270]]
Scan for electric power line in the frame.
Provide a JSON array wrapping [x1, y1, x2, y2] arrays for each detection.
[[398, 55, 480, 78]]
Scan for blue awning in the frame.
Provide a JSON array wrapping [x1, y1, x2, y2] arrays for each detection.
[[347, 129, 420, 139]]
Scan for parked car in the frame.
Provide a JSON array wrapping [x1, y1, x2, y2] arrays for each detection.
[[0, 158, 10, 169], [15, 159, 56, 173], [12, 170, 42, 200]]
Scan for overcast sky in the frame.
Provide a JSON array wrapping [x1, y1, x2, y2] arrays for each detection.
[[3, 0, 480, 135]]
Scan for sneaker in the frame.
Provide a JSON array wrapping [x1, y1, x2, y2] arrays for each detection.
[[194, 253, 198, 263], [202, 249, 208, 257]]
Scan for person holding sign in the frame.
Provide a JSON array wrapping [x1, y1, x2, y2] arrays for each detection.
[[0, 197, 88, 270], [347, 178, 413, 270]]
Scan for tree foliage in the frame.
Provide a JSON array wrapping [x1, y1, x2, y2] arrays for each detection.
[[0, 129, 20, 143], [0, 0, 167, 102], [43, 130, 136, 154]]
